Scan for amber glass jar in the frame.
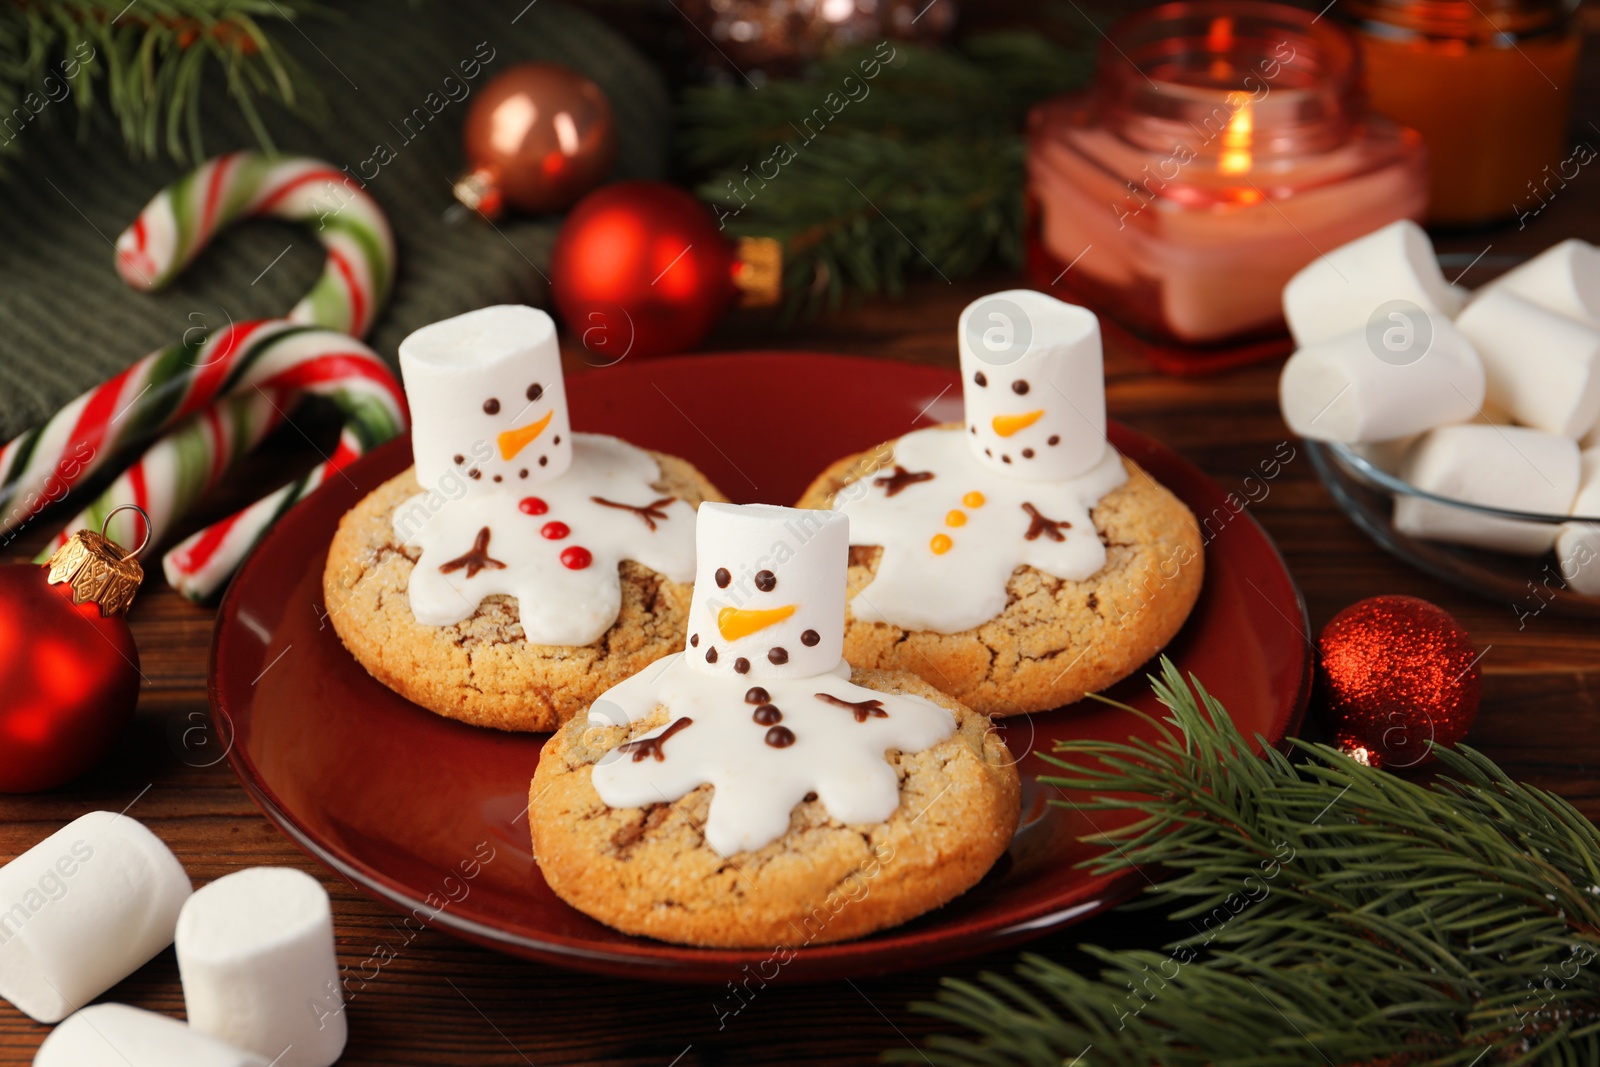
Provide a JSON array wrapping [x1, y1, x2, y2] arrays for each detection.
[[1342, 0, 1580, 227], [1027, 0, 1428, 363]]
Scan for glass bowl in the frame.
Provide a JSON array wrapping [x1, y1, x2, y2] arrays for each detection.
[[1307, 438, 1600, 618]]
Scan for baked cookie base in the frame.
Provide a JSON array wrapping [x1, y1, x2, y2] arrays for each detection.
[[530, 669, 1020, 948], [323, 451, 726, 732], [797, 436, 1204, 716]]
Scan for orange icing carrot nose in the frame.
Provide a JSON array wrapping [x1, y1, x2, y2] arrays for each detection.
[[717, 604, 797, 641], [991, 410, 1044, 437], [497, 411, 553, 460]]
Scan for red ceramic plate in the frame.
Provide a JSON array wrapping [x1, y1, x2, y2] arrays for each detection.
[[211, 352, 1310, 983]]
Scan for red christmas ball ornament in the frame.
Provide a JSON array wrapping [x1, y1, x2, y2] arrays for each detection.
[[549, 181, 780, 361], [452, 63, 616, 219], [0, 509, 146, 792], [1316, 595, 1481, 769]]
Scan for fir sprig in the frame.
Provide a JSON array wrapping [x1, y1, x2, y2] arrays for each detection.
[[0, 0, 322, 167], [677, 32, 1093, 315], [900, 660, 1600, 1066]]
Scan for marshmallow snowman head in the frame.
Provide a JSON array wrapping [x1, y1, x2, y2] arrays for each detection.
[[958, 290, 1107, 481], [399, 305, 573, 495], [685, 503, 848, 680]]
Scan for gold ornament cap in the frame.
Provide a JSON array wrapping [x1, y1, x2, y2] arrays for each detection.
[[733, 237, 782, 308], [45, 505, 148, 618], [452, 166, 505, 221]]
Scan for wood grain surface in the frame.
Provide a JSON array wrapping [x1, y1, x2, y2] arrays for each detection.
[[5, 29, 1600, 1067]]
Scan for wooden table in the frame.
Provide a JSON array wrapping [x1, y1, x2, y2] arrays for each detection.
[[6, 70, 1600, 1067]]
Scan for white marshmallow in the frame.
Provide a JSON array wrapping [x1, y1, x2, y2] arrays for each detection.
[[684, 502, 848, 679], [1486, 239, 1600, 328], [1282, 220, 1457, 347], [1455, 288, 1600, 438], [957, 290, 1106, 480], [0, 812, 191, 1024], [1278, 314, 1485, 443], [1556, 448, 1600, 595], [1393, 424, 1580, 555], [399, 304, 572, 494], [35, 1004, 268, 1067], [176, 868, 345, 1067]]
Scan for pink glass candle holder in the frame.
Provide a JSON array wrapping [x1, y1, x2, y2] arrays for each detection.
[[1026, 0, 1428, 373]]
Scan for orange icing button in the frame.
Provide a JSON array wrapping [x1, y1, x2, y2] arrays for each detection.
[[945, 510, 967, 527], [962, 491, 985, 508], [930, 533, 953, 555]]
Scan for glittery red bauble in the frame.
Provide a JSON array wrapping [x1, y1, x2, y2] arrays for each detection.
[[549, 182, 737, 361], [1316, 595, 1480, 768], [0, 564, 140, 792]]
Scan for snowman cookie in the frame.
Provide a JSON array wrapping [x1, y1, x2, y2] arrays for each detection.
[[530, 503, 1019, 948], [324, 305, 727, 732], [796, 290, 1203, 716]]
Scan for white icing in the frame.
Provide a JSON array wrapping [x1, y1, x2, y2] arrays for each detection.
[[834, 425, 1127, 633], [958, 290, 1108, 481], [395, 433, 697, 646], [399, 304, 574, 494], [684, 502, 848, 679], [588, 654, 955, 856]]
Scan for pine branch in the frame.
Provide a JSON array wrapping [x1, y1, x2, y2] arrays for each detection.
[[897, 660, 1600, 1067], [0, 0, 325, 168], [677, 32, 1093, 316]]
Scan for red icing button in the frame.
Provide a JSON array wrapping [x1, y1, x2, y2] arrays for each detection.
[[541, 521, 570, 540], [560, 546, 593, 570], [518, 497, 548, 515]]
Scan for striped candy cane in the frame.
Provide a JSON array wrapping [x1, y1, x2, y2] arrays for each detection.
[[116, 152, 394, 337], [40, 390, 289, 562], [0, 153, 406, 600], [33, 322, 407, 599]]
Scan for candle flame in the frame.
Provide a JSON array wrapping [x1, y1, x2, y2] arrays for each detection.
[[1208, 17, 1234, 81], [1219, 90, 1253, 176]]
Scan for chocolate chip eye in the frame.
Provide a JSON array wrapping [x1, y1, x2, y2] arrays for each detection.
[[453, 454, 464, 465], [801, 629, 820, 646], [483, 398, 500, 415], [527, 383, 543, 401], [715, 567, 731, 588], [1012, 379, 1030, 395], [754, 570, 776, 592], [973, 371, 987, 387]]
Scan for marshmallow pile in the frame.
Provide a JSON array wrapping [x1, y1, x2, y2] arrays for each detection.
[[3, 813, 345, 1067], [1278, 222, 1600, 594]]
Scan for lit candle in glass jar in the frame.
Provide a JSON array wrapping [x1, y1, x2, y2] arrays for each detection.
[[1341, 0, 1580, 228], [1027, 0, 1429, 367]]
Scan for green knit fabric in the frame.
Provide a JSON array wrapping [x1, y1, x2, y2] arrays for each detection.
[[0, 1, 669, 439]]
